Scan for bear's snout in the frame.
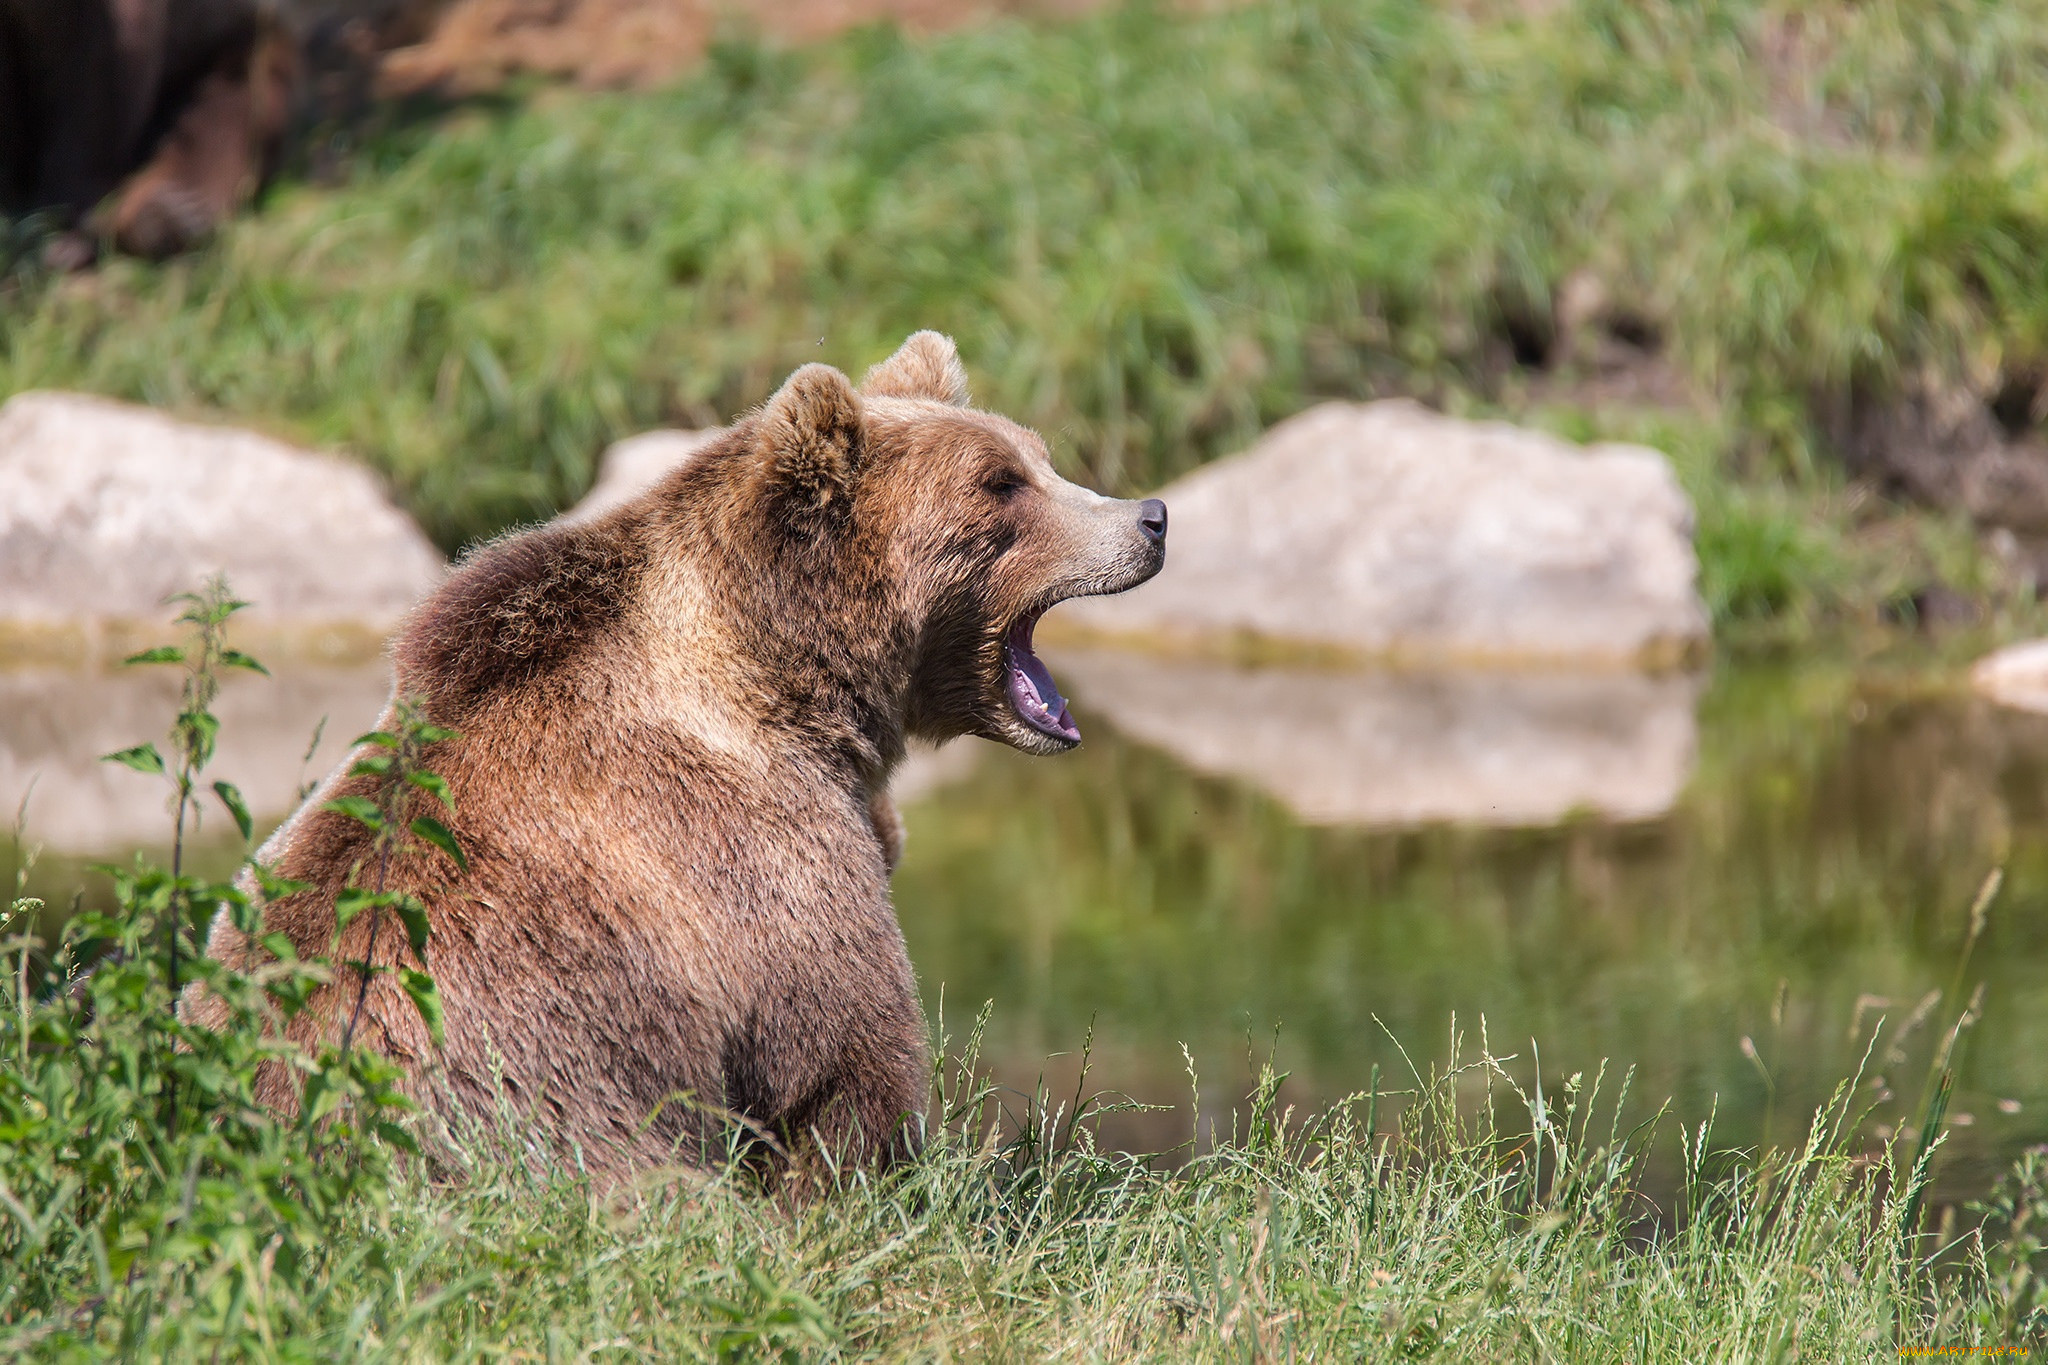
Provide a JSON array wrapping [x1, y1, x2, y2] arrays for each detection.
[[1139, 498, 1168, 544]]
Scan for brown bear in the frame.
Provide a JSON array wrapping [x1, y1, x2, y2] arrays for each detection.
[[192, 333, 1168, 1173], [0, 0, 297, 263]]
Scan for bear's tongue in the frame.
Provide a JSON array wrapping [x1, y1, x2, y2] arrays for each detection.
[[1004, 613, 1079, 743]]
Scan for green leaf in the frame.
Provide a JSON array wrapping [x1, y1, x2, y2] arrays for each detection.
[[103, 744, 165, 775], [212, 780, 254, 842], [185, 892, 224, 941], [301, 1071, 344, 1126], [410, 816, 467, 872], [268, 970, 317, 1014], [353, 731, 400, 750], [174, 592, 248, 627], [177, 709, 221, 768], [399, 969, 445, 1048], [252, 863, 312, 903], [121, 645, 185, 667], [393, 895, 432, 964], [414, 723, 459, 745], [406, 770, 456, 812], [323, 796, 384, 832], [374, 1119, 421, 1156], [226, 887, 264, 935], [220, 649, 270, 676], [349, 753, 395, 777], [334, 887, 386, 934]]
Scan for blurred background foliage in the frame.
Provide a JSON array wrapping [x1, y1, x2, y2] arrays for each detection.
[[5, 0, 2047, 637]]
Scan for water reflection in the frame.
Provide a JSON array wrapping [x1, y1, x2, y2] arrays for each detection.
[[889, 660, 2048, 1199], [1048, 648, 1700, 826]]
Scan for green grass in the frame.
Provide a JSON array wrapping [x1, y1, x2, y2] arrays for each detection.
[[4, 0, 2047, 631], [12, 985, 2048, 1359], [347, 1046, 2045, 1361], [1527, 401, 2011, 643]]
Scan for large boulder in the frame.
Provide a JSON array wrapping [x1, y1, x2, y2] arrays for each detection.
[[1051, 648, 1699, 827], [0, 392, 443, 659], [1054, 401, 1710, 668], [0, 660, 394, 853], [1972, 640, 2048, 715], [560, 427, 720, 524]]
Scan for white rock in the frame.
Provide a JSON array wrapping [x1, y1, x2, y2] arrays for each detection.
[[891, 738, 988, 806], [1051, 648, 1699, 828], [0, 392, 443, 643], [1972, 640, 2048, 715], [0, 661, 394, 853], [1056, 401, 1710, 667], [562, 428, 722, 523]]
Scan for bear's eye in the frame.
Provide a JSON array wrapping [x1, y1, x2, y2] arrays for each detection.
[[983, 471, 1026, 499]]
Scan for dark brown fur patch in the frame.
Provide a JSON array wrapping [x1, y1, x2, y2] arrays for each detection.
[[106, 15, 297, 258], [0, 0, 298, 255], [396, 517, 643, 713]]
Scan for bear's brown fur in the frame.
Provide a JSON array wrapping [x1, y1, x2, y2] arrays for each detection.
[[192, 333, 1167, 1174]]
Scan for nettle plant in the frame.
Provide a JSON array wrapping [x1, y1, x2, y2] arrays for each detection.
[[0, 578, 456, 1353], [324, 693, 461, 1061]]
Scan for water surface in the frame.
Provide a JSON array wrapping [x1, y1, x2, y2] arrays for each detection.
[[7, 647, 2044, 1201], [890, 649, 2048, 1200]]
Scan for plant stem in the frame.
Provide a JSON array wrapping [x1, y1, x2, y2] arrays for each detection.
[[341, 835, 393, 1058], [15, 925, 27, 1073], [166, 778, 189, 1135]]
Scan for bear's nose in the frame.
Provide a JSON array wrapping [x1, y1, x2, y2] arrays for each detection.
[[1138, 498, 1168, 544]]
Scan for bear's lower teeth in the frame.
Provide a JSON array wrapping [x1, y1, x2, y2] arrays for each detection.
[[1004, 614, 1079, 742]]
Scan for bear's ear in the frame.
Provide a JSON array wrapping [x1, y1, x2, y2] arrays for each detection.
[[861, 331, 971, 406], [755, 362, 867, 528]]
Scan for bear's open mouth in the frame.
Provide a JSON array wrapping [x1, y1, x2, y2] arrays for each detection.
[[1004, 609, 1079, 743]]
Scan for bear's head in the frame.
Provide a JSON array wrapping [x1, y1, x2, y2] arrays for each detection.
[[730, 332, 1167, 758], [394, 333, 1164, 774]]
